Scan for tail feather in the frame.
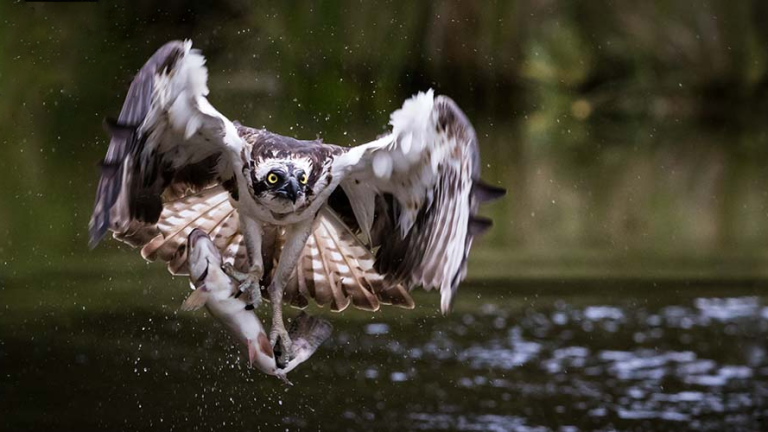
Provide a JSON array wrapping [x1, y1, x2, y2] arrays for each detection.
[[319, 207, 413, 310], [283, 272, 310, 309], [284, 206, 413, 312], [302, 226, 351, 311], [315, 214, 379, 311], [373, 280, 416, 309], [166, 207, 239, 275]]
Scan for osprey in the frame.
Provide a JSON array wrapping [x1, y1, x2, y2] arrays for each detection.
[[89, 40, 504, 365]]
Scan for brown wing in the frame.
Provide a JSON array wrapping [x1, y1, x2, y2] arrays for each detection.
[[114, 185, 246, 275], [331, 91, 505, 313], [114, 186, 414, 312], [279, 207, 414, 312], [89, 40, 242, 249]]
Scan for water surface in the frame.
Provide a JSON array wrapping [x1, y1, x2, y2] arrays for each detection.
[[2, 265, 766, 431]]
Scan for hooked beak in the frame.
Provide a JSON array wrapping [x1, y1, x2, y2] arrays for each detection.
[[277, 177, 302, 203]]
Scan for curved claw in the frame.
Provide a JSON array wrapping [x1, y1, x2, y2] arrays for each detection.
[[271, 327, 293, 369], [239, 278, 263, 306], [222, 264, 262, 306], [221, 263, 243, 280], [275, 371, 293, 386]]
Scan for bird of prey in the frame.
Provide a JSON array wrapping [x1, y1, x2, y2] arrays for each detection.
[[88, 40, 505, 366]]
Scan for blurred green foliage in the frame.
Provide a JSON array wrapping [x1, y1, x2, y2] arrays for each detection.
[[3, 0, 768, 278]]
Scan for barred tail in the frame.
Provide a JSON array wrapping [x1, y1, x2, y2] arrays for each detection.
[[283, 206, 414, 312]]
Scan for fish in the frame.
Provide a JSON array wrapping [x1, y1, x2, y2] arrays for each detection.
[[181, 228, 332, 383], [281, 312, 333, 374]]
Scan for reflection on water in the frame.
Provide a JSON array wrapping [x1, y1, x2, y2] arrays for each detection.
[[2, 268, 766, 431], [426, 296, 766, 431]]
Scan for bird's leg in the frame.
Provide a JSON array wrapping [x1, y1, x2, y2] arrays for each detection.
[[223, 217, 264, 306], [269, 218, 313, 367], [222, 263, 262, 306]]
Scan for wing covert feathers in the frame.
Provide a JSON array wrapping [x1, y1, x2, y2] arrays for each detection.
[[89, 40, 239, 249], [335, 90, 505, 314]]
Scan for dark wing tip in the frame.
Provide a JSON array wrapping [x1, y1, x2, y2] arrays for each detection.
[[88, 41, 189, 250], [89, 159, 126, 249], [88, 221, 107, 250], [103, 117, 137, 141], [473, 180, 506, 204], [469, 216, 493, 236]]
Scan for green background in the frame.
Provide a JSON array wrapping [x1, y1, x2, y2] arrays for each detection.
[[2, 1, 768, 431]]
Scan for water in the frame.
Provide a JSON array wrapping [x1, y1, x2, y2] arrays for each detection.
[[4, 6, 768, 430], [2, 266, 766, 431]]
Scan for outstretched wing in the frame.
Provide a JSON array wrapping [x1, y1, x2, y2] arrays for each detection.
[[88, 40, 243, 248], [332, 90, 505, 313]]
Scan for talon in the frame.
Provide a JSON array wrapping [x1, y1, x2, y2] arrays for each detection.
[[239, 277, 262, 306], [222, 263, 250, 282], [270, 327, 293, 368], [276, 372, 292, 386], [222, 265, 263, 306]]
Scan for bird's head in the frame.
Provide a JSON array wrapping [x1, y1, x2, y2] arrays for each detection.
[[246, 157, 313, 212], [262, 165, 309, 203]]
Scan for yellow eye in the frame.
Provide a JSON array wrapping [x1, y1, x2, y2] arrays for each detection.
[[300, 173, 308, 185], [267, 173, 279, 184]]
